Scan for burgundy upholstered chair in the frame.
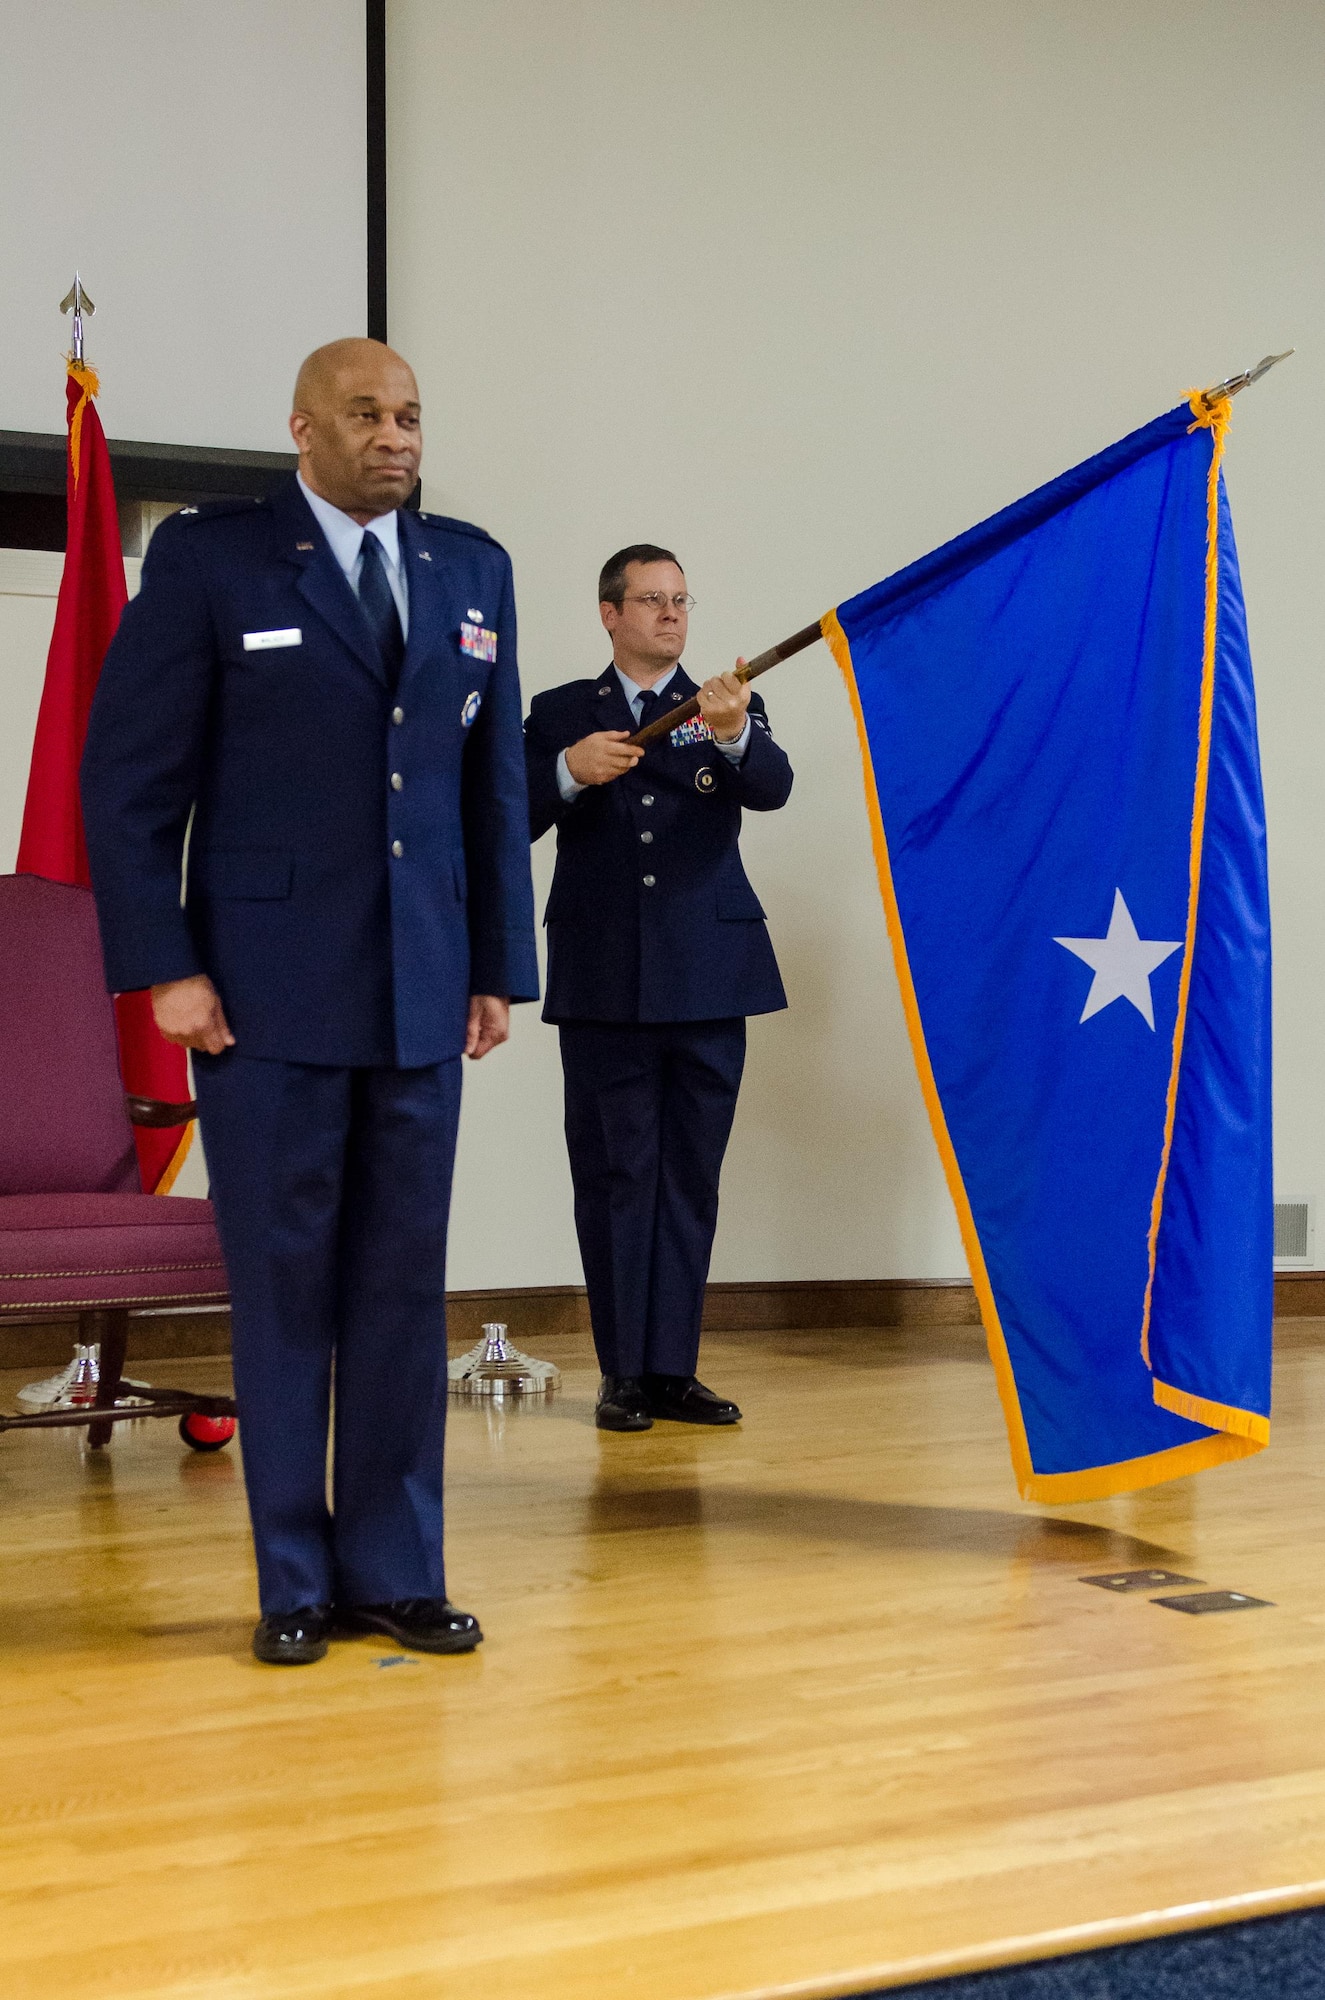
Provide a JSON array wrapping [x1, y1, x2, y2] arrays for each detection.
[[0, 874, 235, 1452]]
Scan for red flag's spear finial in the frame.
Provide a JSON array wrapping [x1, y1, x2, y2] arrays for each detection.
[[59, 273, 94, 366]]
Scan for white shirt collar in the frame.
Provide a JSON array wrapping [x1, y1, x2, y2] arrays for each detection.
[[297, 472, 401, 576], [614, 663, 678, 711]]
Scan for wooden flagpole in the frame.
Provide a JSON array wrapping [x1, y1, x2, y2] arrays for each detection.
[[626, 619, 824, 749], [626, 353, 1292, 753]]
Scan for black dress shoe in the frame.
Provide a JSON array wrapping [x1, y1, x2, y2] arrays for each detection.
[[595, 1375, 654, 1431], [338, 1598, 483, 1654], [252, 1605, 332, 1665], [643, 1374, 742, 1425]]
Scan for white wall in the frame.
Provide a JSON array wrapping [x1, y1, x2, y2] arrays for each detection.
[[3, 5, 1319, 1278], [0, 0, 366, 449], [388, 0, 1325, 1285], [1, 0, 368, 1204]]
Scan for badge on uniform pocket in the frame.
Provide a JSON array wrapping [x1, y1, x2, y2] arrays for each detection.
[[461, 690, 482, 728], [460, 621, 498, 662], [695, 766, 716, 792]]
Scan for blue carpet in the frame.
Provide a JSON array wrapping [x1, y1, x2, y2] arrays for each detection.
[[859, 1903, 1325, 1998]]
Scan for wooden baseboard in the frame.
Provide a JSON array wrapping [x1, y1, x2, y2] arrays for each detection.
[[449, 1277, 984, 1345], [447, 1287, 589, 1346], [1273, 1270, 1325, 1316], [702, 1277, 981, 1332], [2, 1273, 1320, 1372], [0, 1309, 234, 1373]]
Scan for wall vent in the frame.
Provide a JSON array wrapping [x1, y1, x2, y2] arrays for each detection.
[[1273, 1200, 1314, 1267]]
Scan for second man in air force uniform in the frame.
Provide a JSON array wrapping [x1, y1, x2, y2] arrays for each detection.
[[524, 545, 793, 1431]]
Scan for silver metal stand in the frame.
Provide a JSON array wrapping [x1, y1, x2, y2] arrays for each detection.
[[18, 1341, 97, 1412], [447, 1323, 560, 1399]]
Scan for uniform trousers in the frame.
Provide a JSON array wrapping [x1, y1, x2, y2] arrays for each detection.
[[559, 1019, 746, 1380], [192, 1051, 461, 1615]]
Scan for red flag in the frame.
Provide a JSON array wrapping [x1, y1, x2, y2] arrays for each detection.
[[17, 364, 193, 1194]]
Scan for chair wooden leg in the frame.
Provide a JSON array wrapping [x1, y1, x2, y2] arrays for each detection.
[[85, 1307, 130, 1450]]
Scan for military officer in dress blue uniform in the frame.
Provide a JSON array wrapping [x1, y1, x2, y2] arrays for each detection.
[[81, 339, 538, 1664], [524, 544, 793, 1432]]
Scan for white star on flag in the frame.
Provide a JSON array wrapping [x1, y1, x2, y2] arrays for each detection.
[[1054, 889, 1183, 1030]]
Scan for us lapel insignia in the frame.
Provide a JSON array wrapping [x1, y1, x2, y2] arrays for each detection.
[[461, 690, 483, 729], [459, 621, 498, 662], [694, 766, 716, 793], [418, 549, 432, 561]]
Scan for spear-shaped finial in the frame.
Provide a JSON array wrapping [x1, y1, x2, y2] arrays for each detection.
[[59, 273, 95, 365], [1199, 349, 1293, 412]]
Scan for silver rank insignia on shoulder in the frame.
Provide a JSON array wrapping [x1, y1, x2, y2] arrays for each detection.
[[461, 689, 482, 728], [459, 621, 497, 662], [694, 766, 715, 792]]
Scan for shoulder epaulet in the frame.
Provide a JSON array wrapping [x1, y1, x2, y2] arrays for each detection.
[[416, 510, 503, 550], [531, 676, 608, 705], [173, 498, 263, 521]]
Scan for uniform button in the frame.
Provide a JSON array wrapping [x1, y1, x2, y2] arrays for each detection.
[[641, 794, 654, 806], [642, 873, 656, 888], [391, 840, 404, 858], [640, 830, 653, 843], [391, 772, 404, 791], [391, 706, 404, 725]]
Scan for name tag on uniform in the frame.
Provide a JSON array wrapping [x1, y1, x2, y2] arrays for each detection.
[[669, 715, 714, 748], [459, 621, 498, 662], [243, 627, 302, 651]]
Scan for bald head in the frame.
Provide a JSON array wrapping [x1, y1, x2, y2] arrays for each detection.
[[289, 338, 422, 522]]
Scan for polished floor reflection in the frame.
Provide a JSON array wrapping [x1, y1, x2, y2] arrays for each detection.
[[1, 1323, 1323, 1999]]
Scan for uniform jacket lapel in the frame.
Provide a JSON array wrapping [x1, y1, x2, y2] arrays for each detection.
[[592, 665, 636, 734], [396, 509, 440, 686], [271, 479, 384, 683], [644, 665, 697, 756], [662, 666, 697, 717], [594, 664, 697, 739]]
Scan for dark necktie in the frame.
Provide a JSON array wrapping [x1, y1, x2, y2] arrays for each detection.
[[635, 687, 666, 737], [358, 530, 405, 693]]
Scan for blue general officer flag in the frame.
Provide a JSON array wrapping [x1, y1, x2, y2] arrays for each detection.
[[824, 396, 1271, 1501]]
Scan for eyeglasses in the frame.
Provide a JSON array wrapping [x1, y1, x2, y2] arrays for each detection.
[[623, 592, 695, 613]]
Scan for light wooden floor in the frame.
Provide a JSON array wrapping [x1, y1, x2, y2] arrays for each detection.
[[2, 1324, 1325, 2000]]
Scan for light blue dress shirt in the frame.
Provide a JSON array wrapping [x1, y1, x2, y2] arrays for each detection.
[[555, 663, 752, 801], [297, 472, 410, 638]]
